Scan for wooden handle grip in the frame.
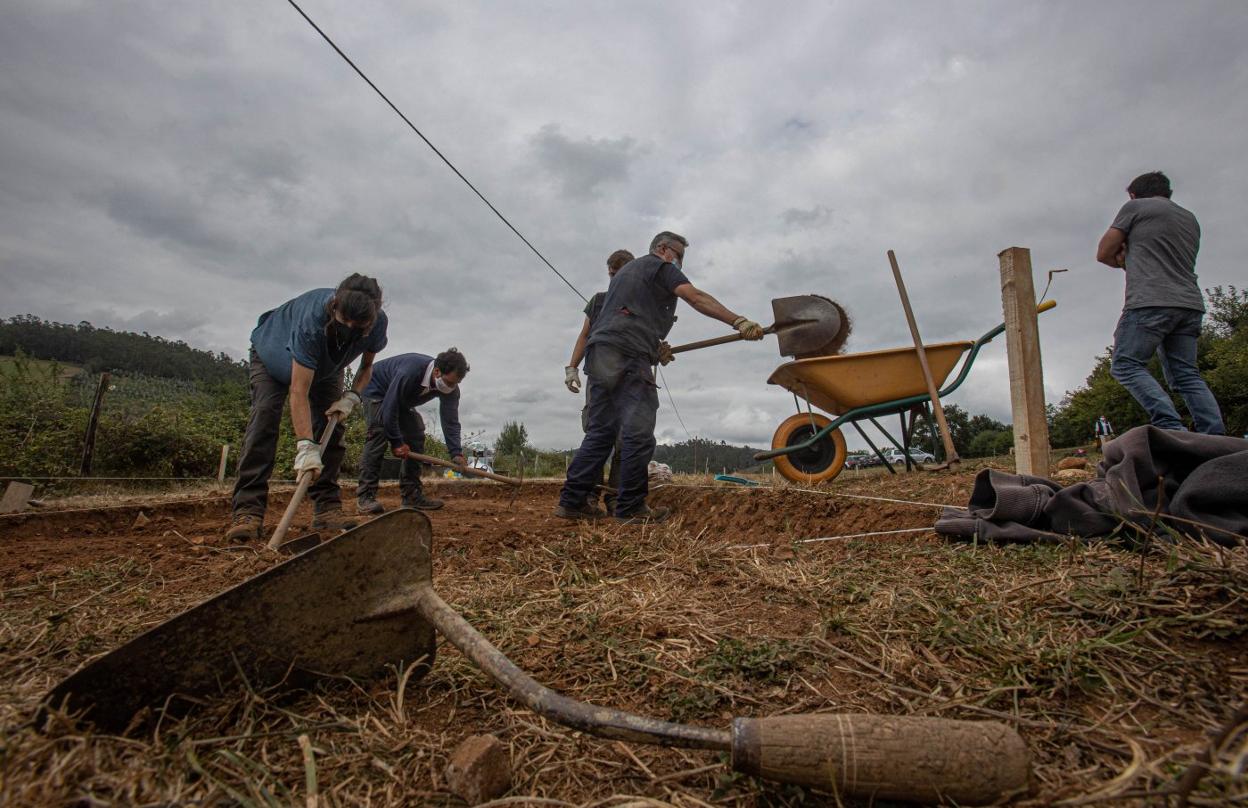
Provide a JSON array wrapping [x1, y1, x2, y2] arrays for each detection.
[[731, 714, 1031, 805], [669, 325, 776, 355]]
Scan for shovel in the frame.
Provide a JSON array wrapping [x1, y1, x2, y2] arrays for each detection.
[[43, 511, 1030, 805], [668, 295, 850, 358]]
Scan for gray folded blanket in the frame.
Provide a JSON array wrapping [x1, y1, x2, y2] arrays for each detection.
[[935, 426, 1248, 546]]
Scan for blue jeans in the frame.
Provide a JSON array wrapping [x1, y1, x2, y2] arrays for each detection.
[[1110, 307, 1224, 434], [559, 345, 658, 515]]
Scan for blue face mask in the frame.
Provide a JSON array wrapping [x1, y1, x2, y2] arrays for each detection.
[[669, 251, 683, 268]]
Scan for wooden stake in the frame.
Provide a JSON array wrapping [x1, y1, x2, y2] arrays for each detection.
[[887, 251, 959, 466], [217, 444, 230, 485], [79, 371, 110, 476], [998, 247, 1051, 475]]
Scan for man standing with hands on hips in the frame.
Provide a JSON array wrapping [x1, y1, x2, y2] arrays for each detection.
[[1096, 171, 1224, 434], [565, 248, 635, 515], [556, 231, 765, 524]]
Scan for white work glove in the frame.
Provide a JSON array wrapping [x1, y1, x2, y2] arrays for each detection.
[[565, 366, 582, 394], [293, 439, 324, 479], [732, 316, 765, 340], [326, 390, 361, 420]]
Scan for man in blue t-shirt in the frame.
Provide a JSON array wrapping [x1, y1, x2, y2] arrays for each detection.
[[1096, 171, 1224, 434], [564, 248, 634, 514], [356, 349, 469, 514], [227, 274, 388, 541], [556, 231, 764, 523]]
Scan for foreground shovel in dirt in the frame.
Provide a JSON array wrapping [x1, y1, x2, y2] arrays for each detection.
[[43, 511, 1030, 804]]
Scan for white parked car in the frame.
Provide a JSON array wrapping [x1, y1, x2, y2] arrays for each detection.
[[882, 448, 936, 464]]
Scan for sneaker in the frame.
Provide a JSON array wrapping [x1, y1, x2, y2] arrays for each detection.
[[615, 505, 672, 525], [225, 513, 264, 542], [357, 498, 385, 515], [311, 509, 358, 533], [553, 502, 607, 521], [402, 494, 444, 511]]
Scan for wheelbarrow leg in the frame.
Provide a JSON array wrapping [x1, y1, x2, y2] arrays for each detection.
[[851, 421, 892, 471]]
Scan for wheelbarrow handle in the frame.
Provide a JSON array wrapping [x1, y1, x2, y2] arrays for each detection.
[[669, 324, 777, 355]]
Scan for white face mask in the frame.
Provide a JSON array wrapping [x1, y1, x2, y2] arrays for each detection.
[[434, 376, 456, 395]]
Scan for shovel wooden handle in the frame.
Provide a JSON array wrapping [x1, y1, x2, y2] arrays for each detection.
[[406, 452, 521, 486], [268, 414, 341, 551], [669, 324, 776, 355]]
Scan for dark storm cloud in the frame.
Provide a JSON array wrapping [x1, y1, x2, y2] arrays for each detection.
[[2, 0, 1246, 451]]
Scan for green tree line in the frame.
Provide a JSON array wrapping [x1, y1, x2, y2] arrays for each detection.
[[0, 315, 245, 384]]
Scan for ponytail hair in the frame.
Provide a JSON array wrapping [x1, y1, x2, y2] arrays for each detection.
[[329, 273, 383, 328]]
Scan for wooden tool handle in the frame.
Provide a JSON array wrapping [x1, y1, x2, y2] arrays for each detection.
[[888, 250, 959, 465], [407, 452, 521, 486], [732, 714, 1031, 805], [669, 324, 776, 355], [267, 414, 341, 550]]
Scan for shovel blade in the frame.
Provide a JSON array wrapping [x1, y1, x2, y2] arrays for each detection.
[[771, 295, 850, 357], [43, 510, 436, 733]]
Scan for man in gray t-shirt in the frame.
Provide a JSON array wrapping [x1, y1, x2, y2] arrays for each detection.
[[1096, 171, 1224, 434]]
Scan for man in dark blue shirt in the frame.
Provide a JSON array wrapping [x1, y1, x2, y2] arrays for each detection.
[[228, 274, 388, 541], [565, 249, 634, 514], [356, 349, 469, 513], [556, 231, 764, 523]]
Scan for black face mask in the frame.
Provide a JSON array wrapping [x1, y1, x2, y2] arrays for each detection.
[[327, 320, 361, 347]]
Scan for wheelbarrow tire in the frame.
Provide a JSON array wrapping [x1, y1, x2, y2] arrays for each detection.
[[771, 414, 847, 484]]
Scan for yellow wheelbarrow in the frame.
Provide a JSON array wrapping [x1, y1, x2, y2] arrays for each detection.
[[755, 301, 1056, 483]]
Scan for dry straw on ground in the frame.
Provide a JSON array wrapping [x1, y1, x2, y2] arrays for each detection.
[[0, 473, 1244, 806]]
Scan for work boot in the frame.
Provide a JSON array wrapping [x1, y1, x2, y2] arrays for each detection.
[[357, 497, 385, 515], [615, 505, 672, 525], [225, 513, 264, 542], [402, 493, 444, 511], [312, 508, 358, 533], [553, 502, 607, 521]]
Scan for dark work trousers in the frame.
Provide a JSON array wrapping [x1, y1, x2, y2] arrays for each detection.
[[559, 345, 658, 516], [232, 348, 347, 517], [581, 389, 622, 514], [357, 399, 427, 505]]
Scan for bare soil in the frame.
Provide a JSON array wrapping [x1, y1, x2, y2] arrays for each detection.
[[1, 472, 1244, 806]]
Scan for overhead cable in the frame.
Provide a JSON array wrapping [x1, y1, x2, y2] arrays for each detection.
[[284, 0, 587, 303]]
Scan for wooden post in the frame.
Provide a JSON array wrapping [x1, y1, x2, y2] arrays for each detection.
[[217, 444, 230, 485], [80, 371, 110, 476], [998, 247, 1051, 475]]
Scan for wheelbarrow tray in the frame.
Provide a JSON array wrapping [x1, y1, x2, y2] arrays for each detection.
[[767, 340, 974, 414]]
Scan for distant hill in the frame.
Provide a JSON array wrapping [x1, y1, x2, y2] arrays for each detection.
[[0, 315, 244, 384], [653, 437, 771, 474], [0, 354, 81, 380]]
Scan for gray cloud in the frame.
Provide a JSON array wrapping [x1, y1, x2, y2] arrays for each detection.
[[530, 124, 646, 198], [2, 1, 1246, 453]]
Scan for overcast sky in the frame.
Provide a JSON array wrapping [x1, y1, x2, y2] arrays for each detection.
[[3, 1, 1245, 451]]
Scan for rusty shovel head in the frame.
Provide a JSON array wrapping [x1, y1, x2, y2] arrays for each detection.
[[43, 510, 436, 733], [771, 295, 850, 357]]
